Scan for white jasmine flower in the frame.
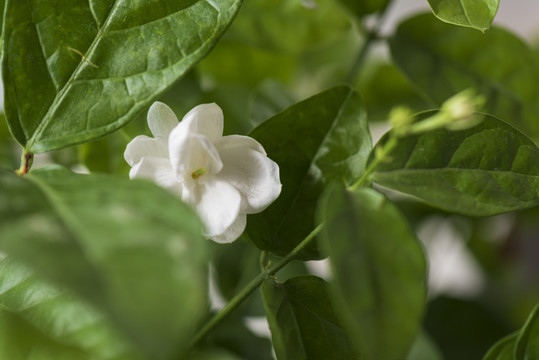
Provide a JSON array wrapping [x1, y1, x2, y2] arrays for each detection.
[[124, 102, 281, 243]]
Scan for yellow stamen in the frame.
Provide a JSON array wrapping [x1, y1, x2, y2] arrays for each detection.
[[191, 168, 207, 180]]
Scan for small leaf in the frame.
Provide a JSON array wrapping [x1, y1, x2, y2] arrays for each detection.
[[0, 257, 143, 360], [2, 0, 242, 153], [247, 86, 371, 259], [0, 167, 208, 359], [390, 14, 539, 135], [482, 333, 518, 360], [261, 275, 357, 360], [427, 0, 500, 32], [371, 114, 539, 216], [317, 185, 427, 360], [515, 303, 539, 359]]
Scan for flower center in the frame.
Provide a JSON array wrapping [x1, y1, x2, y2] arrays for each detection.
[[191, 167, 207, 180]]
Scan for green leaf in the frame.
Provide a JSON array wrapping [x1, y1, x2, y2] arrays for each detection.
[[482, 333, 518, 360], [426, 0, 499, 32], [2, 0, 242, 153], [0, 257, 143, 360], [0, 167, 208, 359], [516, 303, 539, 359], [371, 114, 539, 216], [390, 14, 539, 136], [337, 0, 391, 17], [247, 86, 371, 259], [317, 185, 427, 360], [261, 275, 357, 360]]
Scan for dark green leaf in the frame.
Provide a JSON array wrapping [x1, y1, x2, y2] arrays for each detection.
[[2, 0, 242, 153], [483, 333, 518, 360], [425, 296, 513, 360], [390, 14, 539, 136], [337, 0, 391, 17], [0, 167, 208, 359], [317, 185, 427, 360], [261, 275, 357, 360], [371, 114, 539, 216], [516, 303, 539, 359], [247, 86, 371, 259], [427, 0, 499, 31], [0, 257, 143, 360]]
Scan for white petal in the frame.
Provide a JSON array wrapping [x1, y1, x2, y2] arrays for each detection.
[[193, 178, 242, 239], [147, 102, 179, 139], [180, 103, 224, 141], [129, 157, 181, 196], [210, 215, 246, 244], [169, 123, 223, 178], [214, 135, 267, 155], [217, 148, 281, 214], [124, 135, 168, 166]]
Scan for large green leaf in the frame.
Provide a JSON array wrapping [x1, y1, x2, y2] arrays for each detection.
[[2, 0, 242, 153], [247, 86, 371, 259], [390, 14, 539, 136], [370, 114, 539, 216], [317, 185, 427, 360], [426, 0, 499, 31], [0, 167, 208, 359], [261, 275, 357, 360], [0, 257, 143, 360]]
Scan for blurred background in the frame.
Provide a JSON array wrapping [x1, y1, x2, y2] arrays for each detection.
[[1, 1, 539, 359]]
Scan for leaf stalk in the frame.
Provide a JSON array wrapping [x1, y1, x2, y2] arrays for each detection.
[[187, 222, 324, 353]]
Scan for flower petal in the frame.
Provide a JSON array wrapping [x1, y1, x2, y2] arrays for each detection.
[[217, 148, 281, 214], [180, 103, 224, 141], [124, 135, 168, 166], [129, 157, 180, 196], [147, 102, 179, 138], [169, 123, 223, 178], [193, 178, 242, 239], [214, 135, 267, 155], [210, 215, 247, 244]]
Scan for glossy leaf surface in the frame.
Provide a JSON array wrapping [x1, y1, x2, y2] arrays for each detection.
[[2, 0, 242, 153], [390, 14, 539, 136], [318, 185, 427, 360], [0, 167, 208, 359], [247, 86, 371, 259], [0, 257, 143, 360], [371, 114, 539, 216], [261, 275, 357, 360], [427, 0, 499, 31]]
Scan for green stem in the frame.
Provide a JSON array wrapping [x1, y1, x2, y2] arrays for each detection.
[[189, 223, 324, 350], [349, 135, 397, 190], [346, 12, 387, 84]]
